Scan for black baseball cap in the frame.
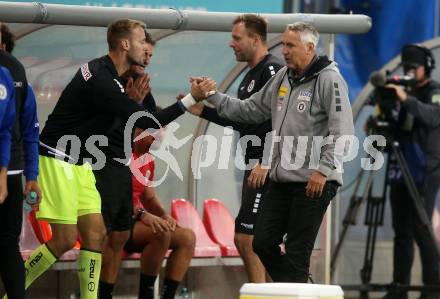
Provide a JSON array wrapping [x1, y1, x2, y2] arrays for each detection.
[[401, 45, 427, 68]]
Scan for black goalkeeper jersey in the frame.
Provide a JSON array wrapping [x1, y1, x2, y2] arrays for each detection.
[[39, 55, 183, 163], [200, 53, 283, 163]]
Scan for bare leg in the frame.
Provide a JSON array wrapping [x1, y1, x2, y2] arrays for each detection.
[[100, 231, 130, 283], [164, 227, 195, 281], [77, 213, 106, 251], [130, 221, 171, 275], [46, 223, 78, 257], [22, 223, 77, 292], [235, 233, 266, 283]]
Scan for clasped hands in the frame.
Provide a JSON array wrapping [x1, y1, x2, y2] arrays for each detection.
[[189, 76, 217, 101]]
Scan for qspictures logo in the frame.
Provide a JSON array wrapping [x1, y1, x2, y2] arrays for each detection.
[[54, 111, 387, 188]]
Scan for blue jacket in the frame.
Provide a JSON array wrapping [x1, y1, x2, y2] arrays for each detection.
[[21, 85, 39, 180], [0, 66, 16, 168]]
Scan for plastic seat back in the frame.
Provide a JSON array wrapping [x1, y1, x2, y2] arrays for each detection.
[[28, 211, 81, 250], [171, 198, 221, 257], [203, 199, 239, 256]]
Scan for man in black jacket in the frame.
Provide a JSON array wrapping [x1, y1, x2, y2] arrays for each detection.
[[383, 44, 440, 299], [0, 23, 41, 299], [97, 32, 161, 299], [187, 14, 283, 282], [21, 19, 196, 299]]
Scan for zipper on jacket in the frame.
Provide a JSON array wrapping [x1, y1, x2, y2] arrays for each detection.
[[274, 72, 294, 181]]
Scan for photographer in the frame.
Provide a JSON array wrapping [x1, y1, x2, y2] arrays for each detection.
[[382, 44, 440, 299]]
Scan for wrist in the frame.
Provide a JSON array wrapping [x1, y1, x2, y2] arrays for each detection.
[[180, 93, 197, 109], [135, 208, 146, 221], [25, 174, 38, 181], [400, 93, 408, 102], [205, 90, 216, 98], [315, 169, 327, 178]]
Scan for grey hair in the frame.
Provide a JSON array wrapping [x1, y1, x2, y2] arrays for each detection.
[[286, 21, 319, 47]]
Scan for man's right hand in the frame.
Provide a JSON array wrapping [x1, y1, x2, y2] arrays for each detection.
[[247, 163, 268, 189], [24, 180, 43, 211], [190, 78, 216, 101], [126, 73, 151, 103], [140, 211, 171, 233]]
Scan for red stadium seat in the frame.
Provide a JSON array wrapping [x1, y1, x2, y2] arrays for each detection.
[[121, 252, 141, 260], [203, 199, 239, 257], [28, 210, 81, 250], [28, 211, 51, 244], [171, 199, 221, 257], [19, 211, 42, 260]]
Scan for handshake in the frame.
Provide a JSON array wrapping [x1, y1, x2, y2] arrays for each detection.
[[176, 76, 217, 116], [189, 76, 217, 101]]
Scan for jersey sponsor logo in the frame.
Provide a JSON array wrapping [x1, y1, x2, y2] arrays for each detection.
[[0, 84, 8, 100], [113, 79, 125, 93], [297, 101, 307, 113], [80, 63, 93, 82], [278, 86, 288, 111], [432, 94, 440, 105], [89, 259, 96, 279], [240, 222, 254, 229], [278, 86, 288, 97], [28, 252, 43, 268], [297, 90, 312, 102], [247, 79, 255, 92]]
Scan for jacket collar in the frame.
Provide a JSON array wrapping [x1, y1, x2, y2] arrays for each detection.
[[103, 55, 120, 78], [288, 55, 332, 84]]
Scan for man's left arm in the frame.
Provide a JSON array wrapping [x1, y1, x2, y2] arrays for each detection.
[[20, 85, 42, 204], [318, 71, 355, 178], [143, 92, 157, 112], [141, 183, 177, 231], [21, 85, 39, 181], [141, 186, 166, 217]]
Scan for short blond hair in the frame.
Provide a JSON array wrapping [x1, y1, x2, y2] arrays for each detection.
[[107, 19, 146, 50]]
